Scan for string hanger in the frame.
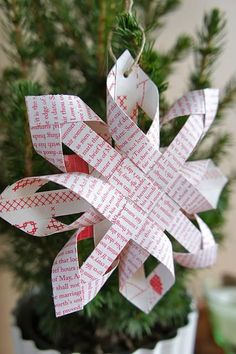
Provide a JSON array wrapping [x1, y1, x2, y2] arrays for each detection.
[[126, 0, 134, 14], [108, 0, 146, 77]]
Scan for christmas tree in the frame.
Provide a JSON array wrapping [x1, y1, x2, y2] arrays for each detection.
[[0, 1, 235, 353]]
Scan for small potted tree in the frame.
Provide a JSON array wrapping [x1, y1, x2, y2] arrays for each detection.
[[0, 1, 235, 353]]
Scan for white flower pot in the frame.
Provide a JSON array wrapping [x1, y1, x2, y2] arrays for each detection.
[[133, 311, 198, 354], [11, 311, 198, 354]]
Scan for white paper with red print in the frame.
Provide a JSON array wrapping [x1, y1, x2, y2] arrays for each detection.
[[0, 51, 227, 316]]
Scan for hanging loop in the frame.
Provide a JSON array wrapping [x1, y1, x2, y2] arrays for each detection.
[[125, 0, 134, 15]]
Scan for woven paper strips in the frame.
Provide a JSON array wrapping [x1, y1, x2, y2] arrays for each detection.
[[0, 51, 227, 316]]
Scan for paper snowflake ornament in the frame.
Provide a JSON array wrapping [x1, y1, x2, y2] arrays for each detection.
[[0, 51, 227, 316]]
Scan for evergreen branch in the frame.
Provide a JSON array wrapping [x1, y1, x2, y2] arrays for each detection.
[[9, 82, 35, 179], [210, 133, 232, 164], [167, 35, 192, 62], [97, 0, 106, 77], [0, 80, 43, 184], [190, 8, 226, 89], [51, 1, 91, 69], [135, 0, 181, 31], [0, 0, 38, 78], [192, 132, 232, 164], [111, 13, 144, 61], [217, 78, 236, 120]]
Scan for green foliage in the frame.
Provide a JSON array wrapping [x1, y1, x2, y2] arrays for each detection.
[[189, 8, 235, 173], [190, 8, 226, 89], [0, 1, 235, 352], [218, 78, 236, 122], [136, 0, 181, 29]]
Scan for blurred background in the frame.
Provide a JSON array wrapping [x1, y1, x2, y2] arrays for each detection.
[[0, 0, 235, 353]]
